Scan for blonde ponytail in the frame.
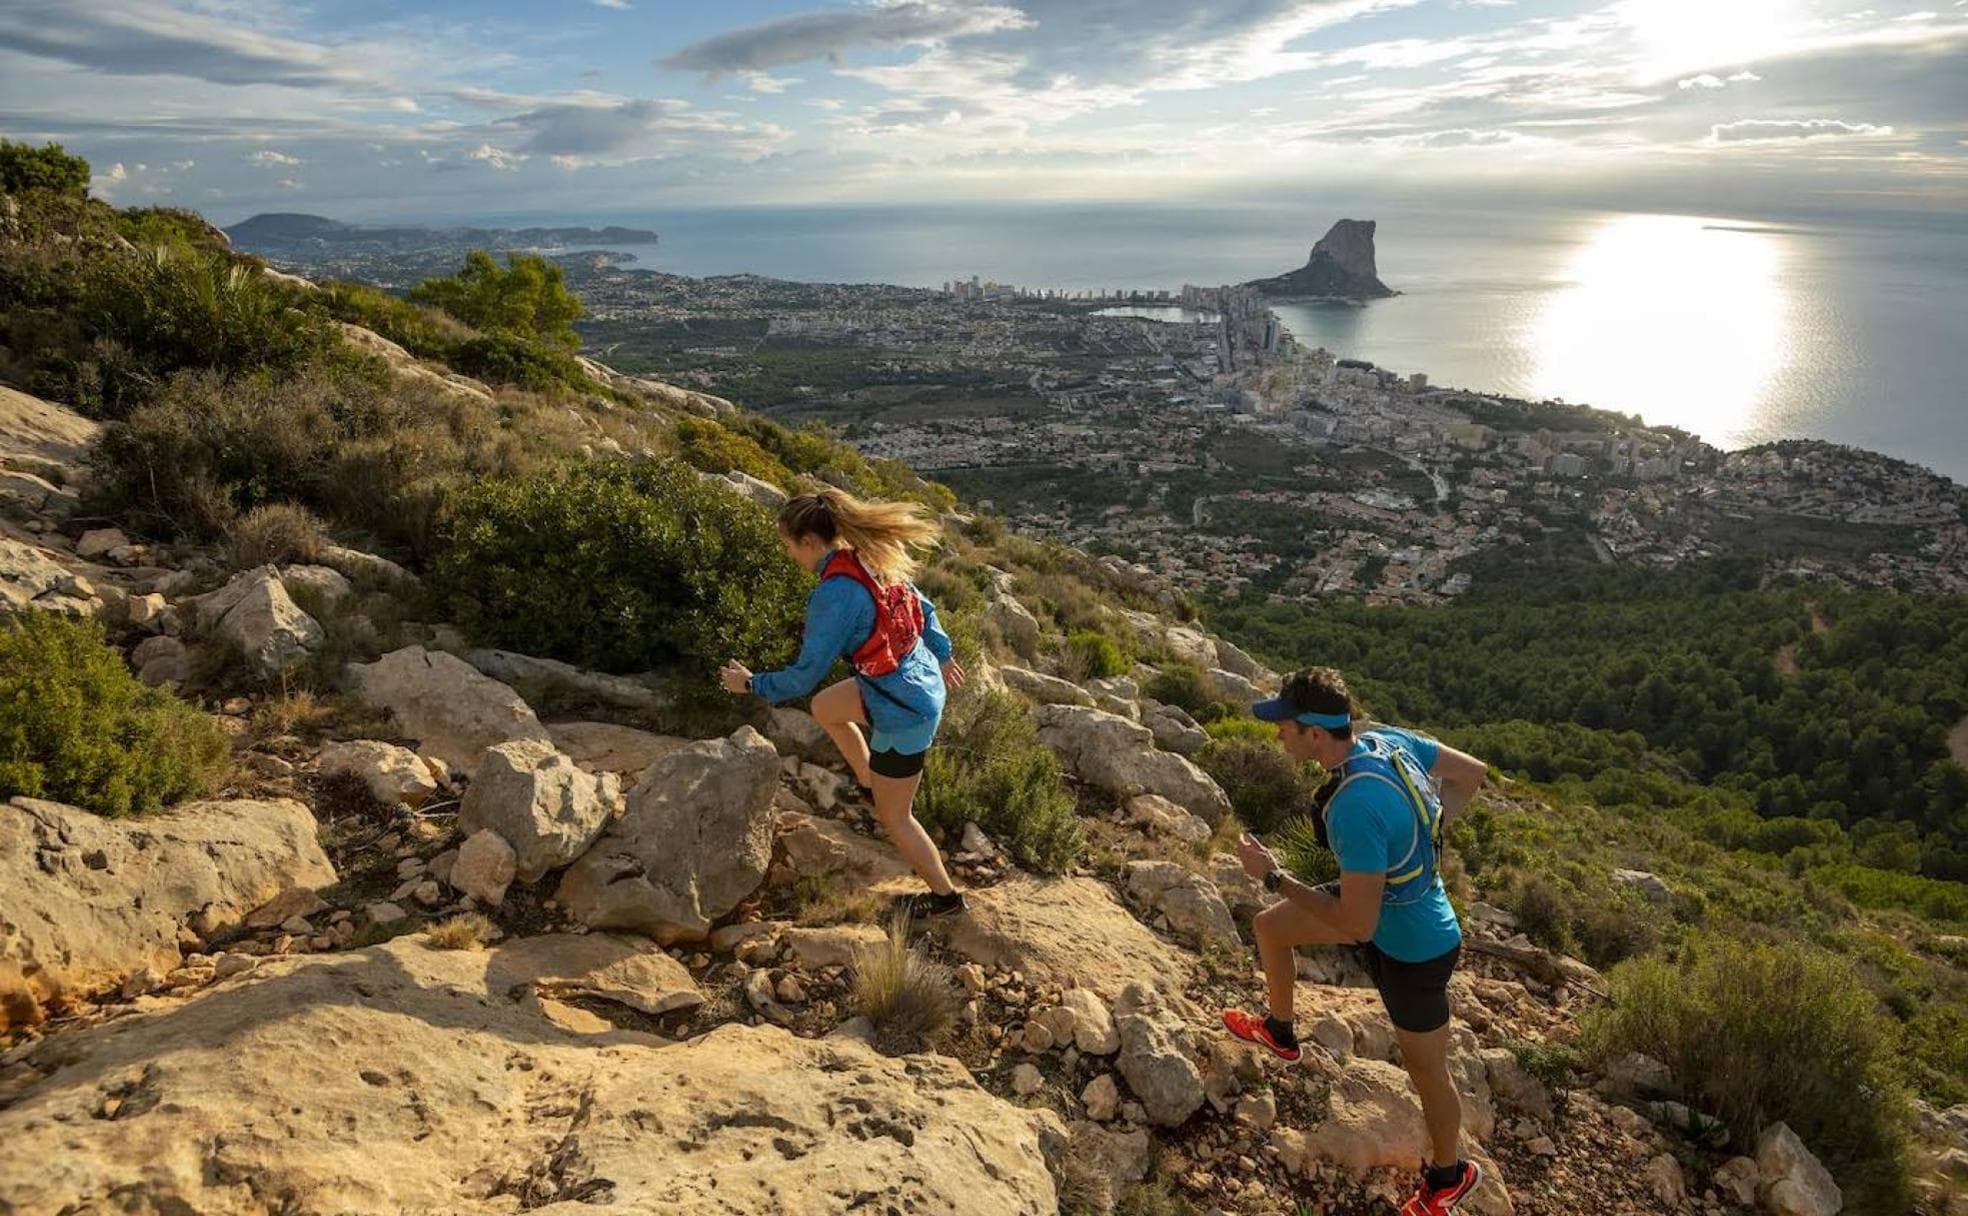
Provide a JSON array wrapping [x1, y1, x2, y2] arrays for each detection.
[[778, 487, 940, 582]]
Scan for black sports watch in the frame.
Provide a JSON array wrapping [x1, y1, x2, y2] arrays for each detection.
[[1262, 867, 1285, 894]]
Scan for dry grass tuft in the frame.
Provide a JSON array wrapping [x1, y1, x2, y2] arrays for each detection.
[[852, 908, 958, 1054], [424, 913, 496, 951], [249, 686, 336, 739], [225, 502, 328, 571]]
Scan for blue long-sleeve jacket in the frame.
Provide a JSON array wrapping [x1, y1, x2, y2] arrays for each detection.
[[750, 549, 952, 736]]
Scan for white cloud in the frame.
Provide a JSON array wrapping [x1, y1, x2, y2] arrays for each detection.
[[1678, 73, 1726, 89], [1727, 70, 1762, 82], [744, 73, 797, 94], [0, 0, 367, 88], [467, 142, 527, 170], [246, 148, 302, 165], [594, 0, 630, 8], [1709, 117, 1895, 142], [274, 176, 301, 188]]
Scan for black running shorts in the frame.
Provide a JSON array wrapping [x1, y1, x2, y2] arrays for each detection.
[[868, 746, 928, 779], [1356, 941, 1461, 1033]]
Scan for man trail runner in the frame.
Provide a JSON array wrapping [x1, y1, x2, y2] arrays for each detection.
[[1220, 666, 1491, 1216]]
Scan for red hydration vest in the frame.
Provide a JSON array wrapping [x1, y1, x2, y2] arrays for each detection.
[[821, 550, 924, 678]]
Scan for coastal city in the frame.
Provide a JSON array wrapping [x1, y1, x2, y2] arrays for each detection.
[[248, 242, 1968, 606]]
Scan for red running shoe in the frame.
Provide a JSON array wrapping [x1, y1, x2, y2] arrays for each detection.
[[1220, 1008, 1301, 1062], [1400, 1161, 1484, 1216]]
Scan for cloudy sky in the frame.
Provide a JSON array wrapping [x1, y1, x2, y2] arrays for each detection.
[[2, 0, 1963, 222]]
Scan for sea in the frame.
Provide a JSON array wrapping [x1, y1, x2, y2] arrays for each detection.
[[524, 200, 1968, 484]]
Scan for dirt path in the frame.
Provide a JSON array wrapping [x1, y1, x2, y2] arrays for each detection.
[[1949, 716, 1968, 768], [1773, 644, 1800, 677]]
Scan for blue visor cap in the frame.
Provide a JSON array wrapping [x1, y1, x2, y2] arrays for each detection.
[[1251, 698, 1351, 729]]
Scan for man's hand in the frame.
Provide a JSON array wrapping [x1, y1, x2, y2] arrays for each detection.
[[719, 660, 753, 695], [1236, 832, 1279, 881], [942, 659, 967, 690]]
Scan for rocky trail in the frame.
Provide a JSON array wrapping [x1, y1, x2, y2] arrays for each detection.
[[0, 376, 1956, 1216]]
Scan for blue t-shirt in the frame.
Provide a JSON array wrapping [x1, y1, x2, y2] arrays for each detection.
[[749, 550, 952, 752], [1326, 726, 1463, 963]]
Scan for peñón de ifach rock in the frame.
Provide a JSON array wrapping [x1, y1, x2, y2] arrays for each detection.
[[1245, 219, 1396, 299]]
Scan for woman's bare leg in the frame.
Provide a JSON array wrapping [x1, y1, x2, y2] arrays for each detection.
[[869, 770, 956, 895], [810, 678, 874, 787]]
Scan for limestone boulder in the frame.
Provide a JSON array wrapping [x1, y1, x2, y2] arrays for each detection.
[[1112, 983, 1205, 1127], [774, 811, 913, 888], [1205, 666, 1263, 707], [276, 563, 354, 607], [131, 633, 190, 686], [1034, 704, 1231, 823], [464, 647, 671, 715], [762, 706, 834, 764], [188, 565, 325, 678], [317, 739, 439, 808], [344, 646, 550, 776], [0, 537, 91, 612], [1212, 636, 1273, 685], [1757, 1122, 1842, 1216], [987, 595, 1041, 658], [0, 937, 1064, 1215], [780, 924, 888, 969], [316, 543, 418, 589], [1000, 665, 1097, 708], [1058, 986, 1120, 1055], [1123, 860, 1239, 950], [459, 739, 621, 884], [1269, 1057, 1514, 1215], [940, 876, 1199, 1008], [545, 720, 690, 776], [557, 727, 780, 944], [450, 828, 517, 905], [1143, 702, 1209, 757], [1126, 793, 1212, 843], [1162, 626, 1218, 669], [0, 796, 333, 1029], [1612, 868, 1674, 903]]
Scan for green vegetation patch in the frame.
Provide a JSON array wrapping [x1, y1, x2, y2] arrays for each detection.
[[0, 613, 228, 817]]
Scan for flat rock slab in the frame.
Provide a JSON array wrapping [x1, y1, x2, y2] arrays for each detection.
[[487, 933, 702, 1016], [0, 796, 334, 1030], [939, 876, 1199, 1009], [0, 938, 1064, 1216], [545, 720, 691, 776]]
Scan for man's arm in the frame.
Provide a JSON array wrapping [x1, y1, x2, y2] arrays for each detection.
[[1429, 743, 1488, 822], [1236, 833, 1384, 941], [1277, 868, 1385, 941]]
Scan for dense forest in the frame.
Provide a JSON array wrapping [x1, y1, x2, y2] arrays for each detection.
[[1208, 561, 1968, 880]]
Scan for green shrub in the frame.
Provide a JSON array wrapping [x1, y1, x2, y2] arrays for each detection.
[[408, 251, 582, 348], [673, 416, 794, 488], [1272, 815, 1340, 885], [1144, 661, 1215, 718], [0, 140, 90, 196], [433, 458, 806, 676], [318, 280, 475, 362], [919, 688, 1083, 873], [0, 613, 228, 817], [1582, 937, 1912, 1210], [112, 207, 229, 254], [1066, 630, 1127, 679], [449, 333, 585, 391], [1203, 715, 1277, 743], [1195, 736, 1320, 832]]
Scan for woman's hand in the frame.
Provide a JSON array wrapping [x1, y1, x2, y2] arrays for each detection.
[[941, 659, 967, 690], [719, 660, 753, 695]]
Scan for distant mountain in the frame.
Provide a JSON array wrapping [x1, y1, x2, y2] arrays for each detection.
[[1246, 218, 1395, 299], [225, 212, 658, 255]]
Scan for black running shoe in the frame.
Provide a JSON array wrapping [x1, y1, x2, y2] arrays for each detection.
[[895, 890, 967, 921]]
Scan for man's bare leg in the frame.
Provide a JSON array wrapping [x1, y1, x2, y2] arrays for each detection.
[[1251, 897, 1358, 1023], [1396, 1024, 1464, 1170], [810, 678, 874, 787]]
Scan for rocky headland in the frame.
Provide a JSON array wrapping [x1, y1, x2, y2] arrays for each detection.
[[1246, 218, 1396, 299]]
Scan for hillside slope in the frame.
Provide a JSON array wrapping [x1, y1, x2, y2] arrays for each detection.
[[0, 177, 1963, 1216]]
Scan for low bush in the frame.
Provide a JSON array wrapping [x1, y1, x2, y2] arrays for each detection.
[[852, 911, 957, 1055], [448, 332, 587, 391], [318, 280, 476, 363], [673, 416, 794, 488], [225, 502, 328, 570], [1582, 937, 1912, 1210], [1065, 629, 1127, 679], [0, 613, 228, 817], [919, 687, 1083, 873], [433, 458, 807, 676], [424, 913, 496, 951], [0, 140, 90, 196], [407, 251, 582, 348], [1195, 736, 1321, 833], [1143, 661, 1216, 718], [1271, 815, 1340, 885], [1203, 715, 1277, 743]]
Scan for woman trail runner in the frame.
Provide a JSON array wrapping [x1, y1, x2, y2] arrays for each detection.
[[719, 488, 967, 919]]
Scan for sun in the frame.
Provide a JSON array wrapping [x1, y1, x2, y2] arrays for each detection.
[[1616, 0, 1802, 80]]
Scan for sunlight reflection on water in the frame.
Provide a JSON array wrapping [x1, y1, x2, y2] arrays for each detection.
[[1530, 214, 1788, 445]]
